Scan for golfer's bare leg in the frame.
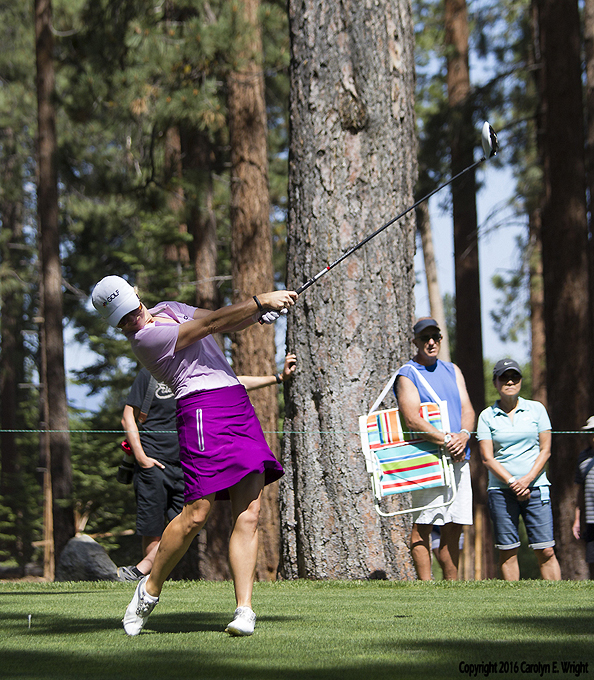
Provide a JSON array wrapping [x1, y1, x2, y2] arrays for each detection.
[[439, 522, 463, 580], [228, 473, 264, 608], [145, 494, 214, 597], [410, 523, 433, 580]]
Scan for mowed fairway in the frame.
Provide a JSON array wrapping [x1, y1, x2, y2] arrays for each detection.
[[0, 580, 592, 679]]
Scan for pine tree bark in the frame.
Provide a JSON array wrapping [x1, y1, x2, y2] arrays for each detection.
[[534, 0, 590, 580], [416, 202, 451, 362], [528, 209, 547, 407], [35, 0, 74, 563], [175, 128, 229, 580], [444, 0, 484, 413], [228, 0, 280, 580], [281, 0, 417, 579], [0, 128, 27, 569], [180, 128, 220, 312], [163, 126, 190, 269], [584, 0, 594, 403]]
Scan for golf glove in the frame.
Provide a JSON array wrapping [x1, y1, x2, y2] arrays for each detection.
[[257, 308, 289, 325], [258, 310, 280, 324]]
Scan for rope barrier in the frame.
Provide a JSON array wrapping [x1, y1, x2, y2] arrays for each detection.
[[1, 429, 591, 436]]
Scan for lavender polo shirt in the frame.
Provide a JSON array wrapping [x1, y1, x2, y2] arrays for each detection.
[[127, 301, 239, 399]]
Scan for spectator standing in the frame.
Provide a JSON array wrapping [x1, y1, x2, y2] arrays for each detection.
[[572, 416, 594, 579], [395, 317, 475, 580], [477, 359, 561, 581], [118, 368, 183, 581]]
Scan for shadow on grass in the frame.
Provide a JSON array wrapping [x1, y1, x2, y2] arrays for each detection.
[[486, 609, 594, 636], [1, 610, 305, 636], [2, 637, 592, 680], [0, 590, 100, 597], [2, 610, 234, 635]]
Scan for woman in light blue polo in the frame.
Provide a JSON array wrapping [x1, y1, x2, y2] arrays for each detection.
[[477, 359, 561, 581]]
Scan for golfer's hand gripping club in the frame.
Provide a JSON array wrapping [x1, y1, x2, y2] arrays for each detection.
[[255, 290, 297, 324]]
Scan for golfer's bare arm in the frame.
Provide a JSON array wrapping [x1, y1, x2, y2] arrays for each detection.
[[175, 292, 297, 351]]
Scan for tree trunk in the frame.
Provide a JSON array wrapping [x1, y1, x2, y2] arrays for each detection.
[[445, 0, 484, 413], [534, 0, 590, 580], [0, 128, 27, 569], [163, 126, 190, 271], [584, 0, 594, 404], [228, 0, 280, 581], [282, 0, 417, 580], [180, 128, 220, 312], [35, 0, 74, 563], [528, 209, 547, 407], [416, 202, 451, 362], [444, 0, 492, 579], [177, 125, 230, 580]]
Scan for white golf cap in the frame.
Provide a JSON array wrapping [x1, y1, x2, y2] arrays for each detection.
[[91, 276, 140, 327]]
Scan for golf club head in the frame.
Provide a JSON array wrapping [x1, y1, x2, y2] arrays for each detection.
[[481, 121, 499, 159]]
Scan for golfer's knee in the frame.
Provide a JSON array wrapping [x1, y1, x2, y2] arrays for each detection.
[[181, 503, 210, 532], [235, 503, 260, 534]]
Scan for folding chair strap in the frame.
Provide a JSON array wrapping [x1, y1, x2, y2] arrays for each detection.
[[368, 370, 400, 415], [407, 365, 442, 404], [368, 364, 445, 417]]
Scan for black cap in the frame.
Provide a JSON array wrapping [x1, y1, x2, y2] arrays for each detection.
[[413, 318, 440, 336], [492, 359, 522, 379]]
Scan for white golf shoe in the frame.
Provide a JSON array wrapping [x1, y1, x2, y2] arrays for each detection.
[[122, 576, 159, 636], [225, 606, 256, 636]]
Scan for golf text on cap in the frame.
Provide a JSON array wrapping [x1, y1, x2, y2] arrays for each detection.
[[103, 290, 120, 306]]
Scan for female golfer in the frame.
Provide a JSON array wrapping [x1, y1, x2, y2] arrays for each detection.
[[92, 276, 297, 636], [476, 359, 561, 581]]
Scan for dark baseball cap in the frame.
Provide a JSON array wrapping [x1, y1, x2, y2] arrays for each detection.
[[492, 359, 522, 379], [413, 318, 440, 336]]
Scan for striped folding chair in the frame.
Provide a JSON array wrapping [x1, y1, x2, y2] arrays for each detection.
[[359, 401, 457, 517]]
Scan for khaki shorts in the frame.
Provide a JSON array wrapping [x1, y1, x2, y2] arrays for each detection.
[[412, 459, 473, 526]]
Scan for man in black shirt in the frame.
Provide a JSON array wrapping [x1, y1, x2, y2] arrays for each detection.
[[117, 368, 182, 580]]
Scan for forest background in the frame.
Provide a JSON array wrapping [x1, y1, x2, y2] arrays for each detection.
[[0, 0, 591, 583]]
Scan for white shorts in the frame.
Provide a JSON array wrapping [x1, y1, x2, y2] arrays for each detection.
[[412, 459, 473, 526]]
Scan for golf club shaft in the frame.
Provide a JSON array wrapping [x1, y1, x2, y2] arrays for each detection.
[[296, 155, 485, 295]]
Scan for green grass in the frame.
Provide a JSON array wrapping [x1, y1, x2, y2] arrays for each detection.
[[1, 580, 593, 679]]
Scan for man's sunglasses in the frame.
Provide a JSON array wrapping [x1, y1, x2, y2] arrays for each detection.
[[418, 333, 442, 343]]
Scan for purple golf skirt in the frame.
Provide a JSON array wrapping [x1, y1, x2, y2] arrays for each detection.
[[176, 384, 284, 503]]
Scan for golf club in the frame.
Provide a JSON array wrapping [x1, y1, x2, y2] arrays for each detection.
[[295, 121, 499, 295]]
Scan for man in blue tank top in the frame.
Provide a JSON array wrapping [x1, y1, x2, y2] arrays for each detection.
[[395, 318, 475, 580]]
